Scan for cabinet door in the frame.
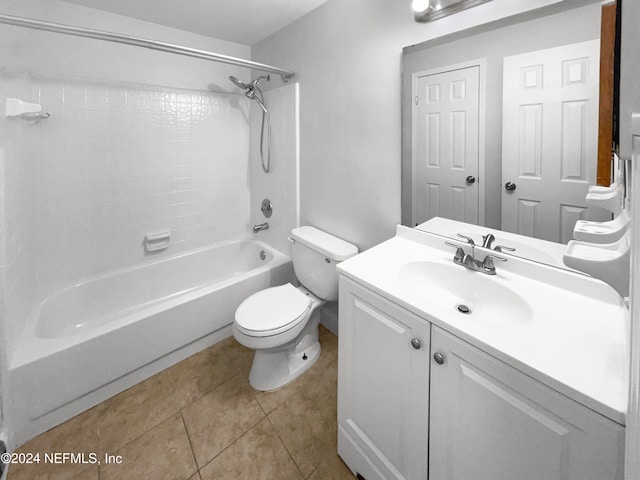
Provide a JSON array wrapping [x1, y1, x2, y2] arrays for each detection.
[[429, 326, 624, 480], [338, 277, 430, 480]]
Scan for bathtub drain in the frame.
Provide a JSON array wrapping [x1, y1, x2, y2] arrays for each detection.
[[259, 250, 266, 260]]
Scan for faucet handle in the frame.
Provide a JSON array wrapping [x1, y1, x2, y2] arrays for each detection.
[[456, 234, 475, 246], [494, 245, 516, 253], [481, 253, 507, 273], [445, 241, 465, 262], [482, 252, 507, 267]]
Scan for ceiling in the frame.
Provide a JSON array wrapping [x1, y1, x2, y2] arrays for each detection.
[[61, 0, 329, 45]]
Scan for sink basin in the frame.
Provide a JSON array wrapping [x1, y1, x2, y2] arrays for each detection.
[[398, 261, 532, 325]]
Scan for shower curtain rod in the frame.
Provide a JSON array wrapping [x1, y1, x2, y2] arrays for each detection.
[[0, 13, 295, 82]]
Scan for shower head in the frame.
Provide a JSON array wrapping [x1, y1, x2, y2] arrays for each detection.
[[229, 75, 271, 93], [251, 75, 271, 87], [229, 75, 249, 90]]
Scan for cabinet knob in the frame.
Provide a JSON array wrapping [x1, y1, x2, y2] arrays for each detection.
[[433, 352, 445, 365], [410, 338, 421, 350]]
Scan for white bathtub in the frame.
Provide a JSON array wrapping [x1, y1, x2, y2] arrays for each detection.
[[10, 238, 292, 443]]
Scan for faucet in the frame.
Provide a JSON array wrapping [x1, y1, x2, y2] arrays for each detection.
[[482, 233, 495, 249], [445, 234, 507, 275], [252, 222, 269, 233], [482, 232, 516, 254]]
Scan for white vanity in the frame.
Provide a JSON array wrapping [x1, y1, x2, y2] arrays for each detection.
[[336, 223, 627, 480]]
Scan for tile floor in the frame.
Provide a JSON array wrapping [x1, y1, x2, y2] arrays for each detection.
[[9, 326, 355, 480]]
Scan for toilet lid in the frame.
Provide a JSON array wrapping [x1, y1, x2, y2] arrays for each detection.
[[235, 283, 312, 336]]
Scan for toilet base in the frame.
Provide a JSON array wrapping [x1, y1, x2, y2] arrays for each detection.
[[248, 331, 321, 391]]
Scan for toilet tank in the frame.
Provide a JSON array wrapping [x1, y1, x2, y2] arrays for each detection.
[[290, 226, 358, 301]]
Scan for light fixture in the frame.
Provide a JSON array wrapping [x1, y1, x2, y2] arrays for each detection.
[[413, 0, 492, 22], [411, 0, 431, 13]]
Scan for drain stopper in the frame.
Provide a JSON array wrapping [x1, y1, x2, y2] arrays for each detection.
[[456, 304, 471, 314]]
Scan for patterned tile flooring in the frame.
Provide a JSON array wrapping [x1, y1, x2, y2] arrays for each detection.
[[8, 327, 354, 480]]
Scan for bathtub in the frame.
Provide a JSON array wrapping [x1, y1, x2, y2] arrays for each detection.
[[10, 238, 292, 443]]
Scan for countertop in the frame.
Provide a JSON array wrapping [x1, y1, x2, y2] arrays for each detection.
[[337, 226, 628, 425]]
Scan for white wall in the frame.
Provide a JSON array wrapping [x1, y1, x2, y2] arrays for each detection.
[[620, 1, 640, 161], [0, 145, 12, 459], [249, 83, 300, 254], [0, 0, 250, 91], [253, 0, 576, 250], [621, 0, 640, 476]]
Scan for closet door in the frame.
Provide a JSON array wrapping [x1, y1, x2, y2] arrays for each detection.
[[501, 40, 609, 243], [414, 64, 481, 226]]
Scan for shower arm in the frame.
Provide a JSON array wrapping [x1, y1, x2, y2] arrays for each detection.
[[0, 13, 295, 83]]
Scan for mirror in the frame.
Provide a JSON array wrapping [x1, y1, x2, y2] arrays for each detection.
[[401, 0, 618, 259]]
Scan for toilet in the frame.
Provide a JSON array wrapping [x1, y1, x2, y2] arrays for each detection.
[[233, 226, 358, 391]]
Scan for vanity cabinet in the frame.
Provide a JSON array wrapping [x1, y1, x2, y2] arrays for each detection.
[[338, 277, 625, 480], [429, 326, 624, 480], [338, 277, 430, 480]]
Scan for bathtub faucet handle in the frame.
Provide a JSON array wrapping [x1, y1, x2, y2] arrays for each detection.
[[252, 222, 269, 233]]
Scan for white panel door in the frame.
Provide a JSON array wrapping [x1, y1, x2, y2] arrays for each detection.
[[429, 326, 624, 480], [414, 66, 480, 225], [502, 40, 609, 243]]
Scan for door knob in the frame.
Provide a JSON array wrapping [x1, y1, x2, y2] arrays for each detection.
[[411, 338, 421, 350], [433, 352, 445, 365], [466, 175, 476, 185], [505, 182, 516, 191]]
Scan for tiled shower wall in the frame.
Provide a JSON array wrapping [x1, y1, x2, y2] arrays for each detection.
[[0, 94, 37, 361], [249, 83, 299, 255], [0, 75, 251, 352]]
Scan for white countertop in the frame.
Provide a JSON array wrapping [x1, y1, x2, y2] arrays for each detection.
[[337, 226, 629, 425]]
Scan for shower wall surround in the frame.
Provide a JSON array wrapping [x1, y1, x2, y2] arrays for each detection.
[[249, 83, 300, 254], [0, 90, 37, 362], [0, 75, 251, 354]]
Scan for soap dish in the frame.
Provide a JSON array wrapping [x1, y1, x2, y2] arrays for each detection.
[[573, 209, 629, 244], [563, 232, 630, 297], [588, 183, 618, 195], [585, 183, 623, 215]]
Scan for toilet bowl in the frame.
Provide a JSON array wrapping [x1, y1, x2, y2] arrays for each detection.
[[233, 226, 358, 391]]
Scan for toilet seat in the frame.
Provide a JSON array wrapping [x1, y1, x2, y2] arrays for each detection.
[[235, 283, 312, 337]]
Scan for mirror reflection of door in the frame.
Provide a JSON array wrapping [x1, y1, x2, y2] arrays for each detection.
[[501, 40, 610, 244], [413, 62, 483, 226]]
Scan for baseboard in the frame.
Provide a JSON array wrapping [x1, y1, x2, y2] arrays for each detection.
[[320, 302, 339, 336]]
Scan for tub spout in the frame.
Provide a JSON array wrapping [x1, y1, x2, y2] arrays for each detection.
[[252, 222, 269, 233]]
